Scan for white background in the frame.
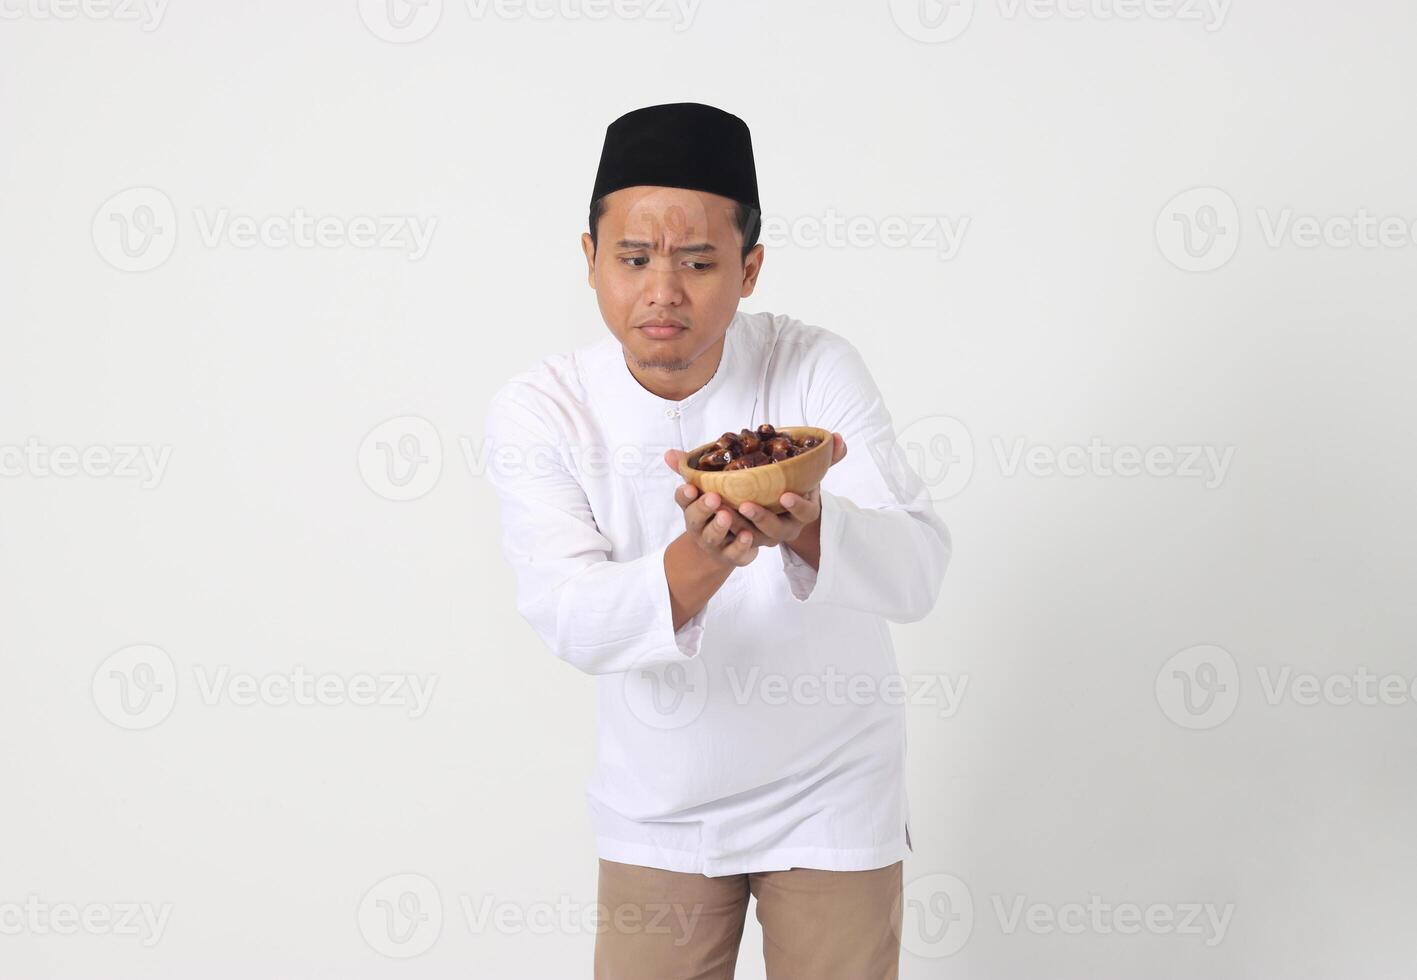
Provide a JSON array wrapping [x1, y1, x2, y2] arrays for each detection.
[[3, 0, 1415, 977]]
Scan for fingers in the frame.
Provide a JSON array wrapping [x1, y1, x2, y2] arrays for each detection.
[[675, 482, 700, 511], [719, 527, 759, 566], [676, 485, 717, 523], [699, 507, 736, 550], [736, 501, 793, 542], [779, 490, 821, 526], [696, 502, 760, 561], [677, 486, 760, 563]]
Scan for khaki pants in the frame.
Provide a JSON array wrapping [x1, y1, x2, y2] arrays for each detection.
[[593, 858, 903, 979]]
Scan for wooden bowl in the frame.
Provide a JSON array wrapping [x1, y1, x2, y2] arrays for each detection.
[[678, 426, 833, 513]]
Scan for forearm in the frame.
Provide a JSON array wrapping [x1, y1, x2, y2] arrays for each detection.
[[665, 532, 735, 630]]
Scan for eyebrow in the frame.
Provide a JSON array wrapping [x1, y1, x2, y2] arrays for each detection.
[[614, 240, 718, 254]]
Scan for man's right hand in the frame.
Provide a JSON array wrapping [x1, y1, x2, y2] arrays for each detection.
[[665, 450, 760, 569], [674, 483, 761, 568]]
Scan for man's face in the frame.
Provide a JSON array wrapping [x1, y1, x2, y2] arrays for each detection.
[[581, 186, 763, 375]]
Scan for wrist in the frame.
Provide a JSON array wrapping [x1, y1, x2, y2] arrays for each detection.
[[674, 531, 737, 579]]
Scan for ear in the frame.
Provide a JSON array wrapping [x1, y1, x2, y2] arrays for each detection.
[[740, 243, 764, 297], [580, 232, 597, 287]]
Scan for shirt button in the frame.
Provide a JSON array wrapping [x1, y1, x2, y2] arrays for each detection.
[[664, 408, 680, 419]]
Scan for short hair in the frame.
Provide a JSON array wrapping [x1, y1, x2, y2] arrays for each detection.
[[588, 195, 762, 265]]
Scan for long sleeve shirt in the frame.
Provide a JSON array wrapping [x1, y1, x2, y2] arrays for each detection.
[[483, 309, 952, 877]]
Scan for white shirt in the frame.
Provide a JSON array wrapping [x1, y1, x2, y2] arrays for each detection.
[[484, 309, 952, 877]]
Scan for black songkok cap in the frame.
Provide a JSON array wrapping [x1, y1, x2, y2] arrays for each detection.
[[591, 102, 760, 211]]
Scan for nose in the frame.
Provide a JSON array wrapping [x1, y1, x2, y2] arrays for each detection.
[[642, 262, 685, 308]]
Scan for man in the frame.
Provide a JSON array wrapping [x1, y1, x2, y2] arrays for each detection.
[[484, 102, 952, 979]]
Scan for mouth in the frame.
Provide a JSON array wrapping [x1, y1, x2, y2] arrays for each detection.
[[637, 321, 687, 340]]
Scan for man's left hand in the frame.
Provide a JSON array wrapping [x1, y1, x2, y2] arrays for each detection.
[[734, 432, 847, 547]]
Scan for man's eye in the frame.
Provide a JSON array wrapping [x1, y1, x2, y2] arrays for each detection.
[[618, 257, 712, 271]]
